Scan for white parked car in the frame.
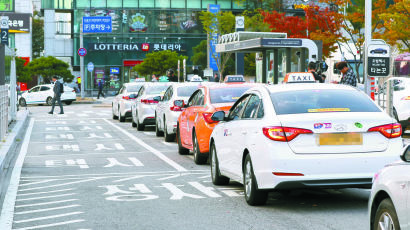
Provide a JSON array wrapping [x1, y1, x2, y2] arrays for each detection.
[[209, 83, 402, 205], [378, 77, 410, 131], [131, 83, 171, 131], [369, 145, 410, 230], [112, 82, 144, 122], [155, 83, 200, 141], [19, 84, 76, 106]]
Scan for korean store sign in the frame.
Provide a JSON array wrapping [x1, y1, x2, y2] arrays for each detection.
[[89, 43, 184, 52], [83, 17, 112, 33], [1, 13, 30, 33]]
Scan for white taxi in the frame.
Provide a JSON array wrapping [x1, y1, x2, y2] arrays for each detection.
[[209, 83, 402, 206], [112, 82, 144, 122], [283, 72, 316, 83], [19, 84, 76, 106]]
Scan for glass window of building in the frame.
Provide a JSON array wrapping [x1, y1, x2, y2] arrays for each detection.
[[123, 0, 138, 8], [217, 0, 231, 9], [171, 0, 185, 8], [233, 0, 242, 9], [76, 0, 90, 8], [202, 0, 216, 8], [140, 0, 154, 8], [107, 0, 122, 8], [91, 0, 107, 8], [187, 0, 201, 9], [155, 0, 170, 8]]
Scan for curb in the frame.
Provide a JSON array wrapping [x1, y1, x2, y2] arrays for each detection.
[[72, 101, 102, 104]]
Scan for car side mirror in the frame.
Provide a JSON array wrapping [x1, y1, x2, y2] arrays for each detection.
[[211, 111, 225, 122], [174, 100, 184, 108], [401, 145, 410, 162], [129, 94, 137, 99]]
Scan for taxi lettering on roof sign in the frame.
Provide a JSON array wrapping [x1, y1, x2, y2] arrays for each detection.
[[190, 75, 203, 82], [283, 72, 316, 83], [224, 75, 245, 83]]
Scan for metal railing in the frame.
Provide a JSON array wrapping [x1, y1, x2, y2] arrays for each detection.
[[0, 85, 8, 141]]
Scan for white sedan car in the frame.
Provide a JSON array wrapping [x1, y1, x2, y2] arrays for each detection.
[[131, 83, 171, 131], [209, 83, 403, 205], [112, 82, 144, 122], [155, 83, 200, 141], [378, 77, 410, 131], [19, 84, 76, 106], [369, 145, 410, 230]]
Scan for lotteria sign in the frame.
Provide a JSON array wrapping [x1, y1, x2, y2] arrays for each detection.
[[89, 43, 184, 52]]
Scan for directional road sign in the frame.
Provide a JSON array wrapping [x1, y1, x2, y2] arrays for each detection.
[[83, 17, 112, 33]]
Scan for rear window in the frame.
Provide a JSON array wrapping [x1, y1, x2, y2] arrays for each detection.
[[127, 85, 142, 92], [270, 89, 381, 115], [146, 85, 169, 95], [177, 86, 198, 97], [210, 87, 251, 104]]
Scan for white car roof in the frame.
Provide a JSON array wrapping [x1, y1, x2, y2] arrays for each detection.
[[264, 83, 358, 93]]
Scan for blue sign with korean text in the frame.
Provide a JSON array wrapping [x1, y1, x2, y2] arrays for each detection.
[[208, 4, 220, 72], [110, 67, 120, 74], [83, 17, 112, 33]]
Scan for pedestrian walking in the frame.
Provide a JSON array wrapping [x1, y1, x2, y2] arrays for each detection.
[[214, 73, 220, 83], [307, 62, 324, 83], [97, 80, 105, 99], [48, 76, 64, 114], [167, 69, 178, 82], [334, 61, 357, 87]]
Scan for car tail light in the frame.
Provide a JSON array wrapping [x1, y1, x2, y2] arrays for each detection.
[[170, 106, 183, 111], [202, 112, 218, 124], [263, 126, 313, 142], [368, 123, 402, 138], [123, 96, 130, 100], [141, 98, 159, 104], [401, 96, 410, 100]]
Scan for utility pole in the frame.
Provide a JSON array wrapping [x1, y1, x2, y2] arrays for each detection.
[[364, 0, 372, 95], [80, 24, 85, 98]]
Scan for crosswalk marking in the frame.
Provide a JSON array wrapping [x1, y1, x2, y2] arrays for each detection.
[[15, 199, 79, 208], [13, 212, 83, 224], [13, 219, 85, 229], [14, 205, 81, 215], [16, 193, 77, 202]]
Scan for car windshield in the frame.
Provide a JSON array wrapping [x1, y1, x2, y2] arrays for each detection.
[[146, 85, 169, 95], [270, 89, 381, 115], [210, 87, 251, 104], [127, 85, 142, 92], [177, 86, 198, 97]]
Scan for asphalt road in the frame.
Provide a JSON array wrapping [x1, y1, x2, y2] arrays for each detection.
[[2, 102, 410, 230]]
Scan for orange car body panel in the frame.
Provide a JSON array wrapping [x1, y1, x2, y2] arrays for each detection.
[[177, 83, 255, 155]]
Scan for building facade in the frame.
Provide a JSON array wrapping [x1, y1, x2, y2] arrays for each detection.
[[42, 0, 244, 95]]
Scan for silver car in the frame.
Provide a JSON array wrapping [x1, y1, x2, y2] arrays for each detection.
[[112, 83, 144, 122], [131, 83, 171, 131], [369, 145, 410, 230], [155, 83, 200, 141]]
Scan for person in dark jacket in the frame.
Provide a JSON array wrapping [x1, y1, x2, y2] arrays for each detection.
[[167, 69, 178, 82], [307, 62, 324, 83], [97, 80, 105, 99], [48, 76, 64, 114]]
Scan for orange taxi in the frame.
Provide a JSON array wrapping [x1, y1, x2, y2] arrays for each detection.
[[176, 83, 255, 164]]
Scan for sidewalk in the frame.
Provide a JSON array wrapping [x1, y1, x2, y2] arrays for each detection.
[[74, 96, 113, 107]]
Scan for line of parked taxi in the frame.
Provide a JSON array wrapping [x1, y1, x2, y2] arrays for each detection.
[[112, 74, 410, 230]]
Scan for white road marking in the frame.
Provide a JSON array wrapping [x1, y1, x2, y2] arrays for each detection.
[[104, 119, 187, 172], [14, 205, 81, 215], [162, 141, 175, 146], [143, 132, 155, 136], [13, 212, 83, 223], [189, 182, 222, 198], [19, 179, 59, 187], [16, 193, 77, 202], [15, 199, 79, 208], [0, 118, 34, 229], [17, 188, 75, 197], [18, 178, 98, 192], [13, 219, 85, 230]]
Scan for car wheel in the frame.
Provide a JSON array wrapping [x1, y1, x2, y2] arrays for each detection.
[[136, 112, 145, 131], [65, 101, 72, 105], [164, 118, 175, 142], [210, 142, 230, 185], [119, 106, 125, 122], [112, 104, 118, 120], [155, 116, 164, 137], [177, 124, 189, 155], [373, 198, 400, 230], [193, 132, 208, 165], [243, 154, 268, 206], [46, 97, 53, 106], [19, 98, 26, 107]]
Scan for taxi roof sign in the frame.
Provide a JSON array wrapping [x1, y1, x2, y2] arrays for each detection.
[[283, 72, 316, 83], [159, 76, 169, 82], [190, 75, 203, 82], [135, 78, 146, 82], [224, 75, 245, 83]]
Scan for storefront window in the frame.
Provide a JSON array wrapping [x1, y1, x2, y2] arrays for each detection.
[[202, 0, 216, 9], [123, 0, 138, 8], [187, 0, 201, 9], [107, 0, 122, 8], [156, 0, 170, 8], [171, 0, 185, 8], [140, 0, 154, 8], [217, 0, 231, 9], [91, 0, 106, 8], [76, 0, 90, 8]]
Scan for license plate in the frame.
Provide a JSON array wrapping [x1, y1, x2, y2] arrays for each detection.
[[318, 133, 363, 145]]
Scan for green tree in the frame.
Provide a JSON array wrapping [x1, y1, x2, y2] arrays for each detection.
[[235, 0, 283, 11], [32, 11, 44, 59], [15, 57, 31, 82], [191, 40, 207, 69], [133, 50, 187, 77], [26, 56, 74, 83]]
